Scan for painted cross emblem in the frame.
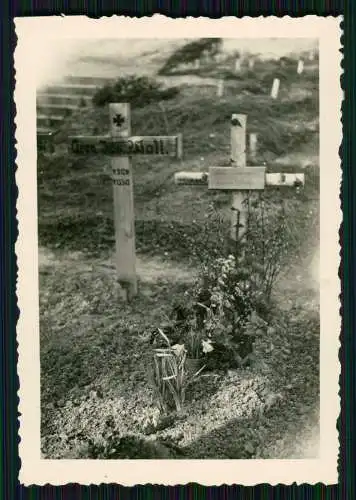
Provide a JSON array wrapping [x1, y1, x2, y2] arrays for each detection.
[[231, 116, 243, 127], [113, 113, 125, 128]]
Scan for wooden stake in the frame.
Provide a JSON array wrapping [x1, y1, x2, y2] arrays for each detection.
[[271, 78, 280, 99], [158, 101, 170, 134], [248, 59, 255, 70], [176, 133, 183, 160], [234, 59, 241, 72], [109, 103, 137, 301], [249, 132, 258, 161], [297, 60, 304, 74], [217, 79, 224, 97], [230, 114, 247, 241]]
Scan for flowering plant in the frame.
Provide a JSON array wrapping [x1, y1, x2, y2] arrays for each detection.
[[183, 308, 215, 359], [188, 253, 269, 369], [151, 328, 206, 413]]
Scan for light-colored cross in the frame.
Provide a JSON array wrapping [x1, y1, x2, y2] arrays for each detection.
[[174, 113, 304, 242], [69, 103, 183, 301]]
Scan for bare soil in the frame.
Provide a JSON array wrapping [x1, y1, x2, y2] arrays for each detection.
[[38, 48, 320, 459], [39, 230, 319, 459]]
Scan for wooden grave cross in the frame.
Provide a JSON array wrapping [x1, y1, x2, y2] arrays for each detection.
[[68, 102, 183, 301], [174, 113, 305, 243]]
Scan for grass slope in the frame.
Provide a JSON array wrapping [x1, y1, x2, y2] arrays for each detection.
[[38, 59, 318, 260]]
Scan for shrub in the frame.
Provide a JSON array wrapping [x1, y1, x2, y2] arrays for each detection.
[[189, 255, 267, 368], [192, 201, 230, 266], [92, 76, 180, 108], [195, 197, 293, 314], [155, 299, 215, 361], [159, 38, 223, 75], [178, 195, 302, 370], [244, 196, 291, 301]]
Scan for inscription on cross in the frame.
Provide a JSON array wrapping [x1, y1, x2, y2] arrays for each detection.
[[68, 103, 182, 301], [174, 113, 305, 242]]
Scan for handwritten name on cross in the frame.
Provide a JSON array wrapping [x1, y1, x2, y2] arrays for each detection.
[[68, 103, 183, 301], [174, 113, 305, 242]]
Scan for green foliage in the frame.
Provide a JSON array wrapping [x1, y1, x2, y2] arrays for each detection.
[[184, 320, 214, 359], [92, 75, 180, 108], [155, 298, 215, 361], [151, 328, 206, 413], [244, 196, 291, 301], [189, 255, 263, 369], [175, 195, 302, 370], [151, 328, 188, 413], [159, 38, 223, 75]]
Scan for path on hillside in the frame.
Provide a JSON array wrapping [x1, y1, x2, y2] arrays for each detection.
[[38, 244, 319, 300], [38, 247, 197, 284]]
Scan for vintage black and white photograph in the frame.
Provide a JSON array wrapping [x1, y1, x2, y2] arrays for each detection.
[[16, 16, 341, 486]]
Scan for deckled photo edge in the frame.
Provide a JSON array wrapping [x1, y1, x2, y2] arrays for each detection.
[[14, 16, 342, 486]]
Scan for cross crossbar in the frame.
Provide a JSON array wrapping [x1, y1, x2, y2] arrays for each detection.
[[69, 134, 182, 158], [174, 170, 305, 188]]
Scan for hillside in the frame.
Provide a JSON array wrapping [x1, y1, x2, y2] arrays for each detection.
[[38, 55, 318, 256]]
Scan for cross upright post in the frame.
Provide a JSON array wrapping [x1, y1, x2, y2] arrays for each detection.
[[109, 103, 137, 301], [230, 113, 247, 242]]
